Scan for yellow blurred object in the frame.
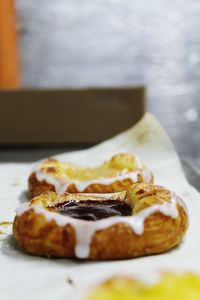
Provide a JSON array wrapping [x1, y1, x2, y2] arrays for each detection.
[[87, 273, 200, 300]]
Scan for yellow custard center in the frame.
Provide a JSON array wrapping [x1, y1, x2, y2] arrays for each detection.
[[40, 154, 142, 181], [87, 273, 200, 300]]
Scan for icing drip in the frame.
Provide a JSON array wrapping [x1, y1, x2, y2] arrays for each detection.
[[140, 168, 153, 184], [16, 196, 180, 259], [35, 171, 68, 195], [34, 163, 151, 194]]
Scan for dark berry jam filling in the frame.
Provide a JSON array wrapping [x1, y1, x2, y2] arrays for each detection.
[[49, 200, 132, 221]]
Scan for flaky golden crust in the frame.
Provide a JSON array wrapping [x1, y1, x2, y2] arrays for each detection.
[[28, 153, 154, 198], [29, 172, 55, 198], [13, 184, 188, 260], [13, 210, 76, 258]]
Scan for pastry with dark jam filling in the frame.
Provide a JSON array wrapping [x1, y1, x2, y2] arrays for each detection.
[[49, 199, 132, 221], [13, 184, 188, 260]]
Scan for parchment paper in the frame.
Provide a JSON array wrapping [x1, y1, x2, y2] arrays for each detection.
[[0, 113, 200, 300]]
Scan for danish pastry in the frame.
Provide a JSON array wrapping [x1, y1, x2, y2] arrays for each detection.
[[86, 273, 200, 300], [13, 183, 188, 260], [28, 153, 153, 198]]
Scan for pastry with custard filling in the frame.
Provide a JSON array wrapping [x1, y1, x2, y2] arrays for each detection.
[[28, 153, 153, 198], [13, 183, 188, 260]]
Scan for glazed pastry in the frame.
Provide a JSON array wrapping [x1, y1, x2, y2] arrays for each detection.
[[86, 273, 200, 300], [13, 183, 188, 260], [28, 153, 153, 198]]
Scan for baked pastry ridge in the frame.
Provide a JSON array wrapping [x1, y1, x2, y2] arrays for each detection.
[[13, 183, 188, 260], [28, 153, 154, 197]]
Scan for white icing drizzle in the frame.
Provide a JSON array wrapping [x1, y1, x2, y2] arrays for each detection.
[[34, 162, 152, 194], [140, 167, 153, 184], [16, 196, 180, 259], [74, 172, 139, 192]]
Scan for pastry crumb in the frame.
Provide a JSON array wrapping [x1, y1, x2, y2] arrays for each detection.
[[66, 277, 74, 285], [0, 222, 13, 227], [12, 179, 21, 186]]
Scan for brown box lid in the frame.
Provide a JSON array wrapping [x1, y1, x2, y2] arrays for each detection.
[[0, 86, 145, 144]]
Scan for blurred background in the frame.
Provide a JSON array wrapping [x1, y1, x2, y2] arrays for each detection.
[[0, 0, 200, 170]]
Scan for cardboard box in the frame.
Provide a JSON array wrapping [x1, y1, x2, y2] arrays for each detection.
[[0, 86, 145, 144]]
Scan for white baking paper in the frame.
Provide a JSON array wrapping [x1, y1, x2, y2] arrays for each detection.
[[0, 113, 200, 300]]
